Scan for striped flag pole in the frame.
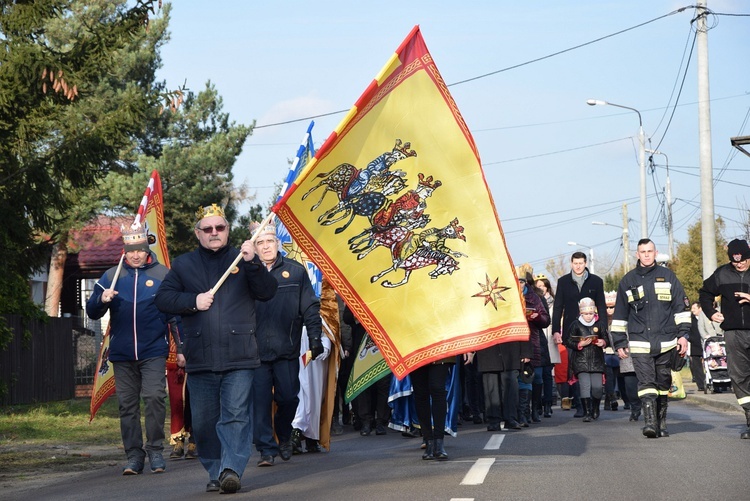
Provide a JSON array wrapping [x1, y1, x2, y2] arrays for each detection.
[[277, 121, 316, 202]]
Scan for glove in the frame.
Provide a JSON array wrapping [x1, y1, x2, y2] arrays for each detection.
[[309, 336, 324, 361]]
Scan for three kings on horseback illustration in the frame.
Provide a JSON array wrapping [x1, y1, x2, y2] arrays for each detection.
[[302, 139, 467, 288]]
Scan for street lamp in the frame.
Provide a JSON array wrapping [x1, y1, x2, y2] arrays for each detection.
[[587, 99, 647, 239], [592, 220, 630, 270], [567, 241, 594, 274]]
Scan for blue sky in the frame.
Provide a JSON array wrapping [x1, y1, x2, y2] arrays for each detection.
[[156, 1, 750, 280]]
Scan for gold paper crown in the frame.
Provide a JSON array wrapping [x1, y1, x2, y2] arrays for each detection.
[[249, 221, 277, 238], [605, 291, 617, 306], [121, 222, 149, 251], [578, 297, 597, 313], [195, 203, 225, 223]]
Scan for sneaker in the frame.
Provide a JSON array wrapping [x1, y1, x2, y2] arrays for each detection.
[[148, 451, 166, 473], [185, 442, 198, 459], [122, 459, 144, 475], [360, 422, 372, 436], [206, 480, 220, 492], [257, 455, 274, 467], [375, 424, 387, 435], [169, 441, 184, 460], [219, 469, 241, 494]]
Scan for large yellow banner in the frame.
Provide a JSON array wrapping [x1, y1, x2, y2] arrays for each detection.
[[274, 26, 527, 379]]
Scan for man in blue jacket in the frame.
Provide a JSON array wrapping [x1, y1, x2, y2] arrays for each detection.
[[86, 223, 183, 476], [251, 222, 325, 467], [154, 205, 277, 494]]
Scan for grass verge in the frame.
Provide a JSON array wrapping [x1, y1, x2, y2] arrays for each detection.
[[0, 397, 123, 478]]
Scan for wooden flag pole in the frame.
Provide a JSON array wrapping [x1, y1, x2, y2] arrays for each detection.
[[208, 211, 277, 295], [109, 254, 125, 291]]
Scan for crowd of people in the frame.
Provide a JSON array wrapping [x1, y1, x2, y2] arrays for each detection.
[[87, 204, 750, 494]]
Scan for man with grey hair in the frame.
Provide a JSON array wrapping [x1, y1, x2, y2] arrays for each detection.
[[155, 204, 277, 494], [251, 221, 325, 467]]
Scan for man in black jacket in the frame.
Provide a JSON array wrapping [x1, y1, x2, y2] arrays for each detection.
[[155, 204, 277, 494], [551, 252, 607, 417], [699, 238, 750, 439], [612, 239, 690, 439], [251, 222, 325, 466]]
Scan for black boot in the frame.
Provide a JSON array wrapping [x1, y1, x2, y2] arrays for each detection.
[[531, 384, 542, 423], [433, 438, 448, 460], [630, 400, 641, 421], [609, 394, 619, 411], [657, 395, 669, 437], [591, 398, 601, 420], [642, 397, 658, 438], [422, 439, 434, 460], [291, 428, 304, 454], [603, 394, 611, 411], [742, 409, 750, 439], [518, 389, 530, 427], [581, 398, 592, 422], [543, 402, 552, 418]]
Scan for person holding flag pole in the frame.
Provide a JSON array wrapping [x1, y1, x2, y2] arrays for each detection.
[[86, 220, 181, 476], [155, 204, 277, 494]]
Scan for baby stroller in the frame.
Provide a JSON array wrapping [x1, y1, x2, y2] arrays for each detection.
[[702, 336, 731, 394]]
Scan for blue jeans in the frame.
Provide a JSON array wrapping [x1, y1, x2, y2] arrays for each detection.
[[187, 370, 254, 481]]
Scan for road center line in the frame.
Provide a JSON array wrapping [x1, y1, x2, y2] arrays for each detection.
[[460, 458, 496, 485], [484, 433, 505, 449]]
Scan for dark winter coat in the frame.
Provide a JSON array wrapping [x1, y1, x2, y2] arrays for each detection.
[[154, 244, 277, 373], [526, 290, 550, 368], [565, 317, 608, 374], [86, 252, 172, 362], [551, 269, 607, 343], [699, 263, 750, 331], [255, 252, 322, 362], [476, 288, 547, 372], [611, 262, 690, 355]]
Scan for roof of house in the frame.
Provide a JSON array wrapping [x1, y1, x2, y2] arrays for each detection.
[[66, 215, 131, 276]]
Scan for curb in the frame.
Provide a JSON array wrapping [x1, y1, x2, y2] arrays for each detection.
[[679, 381, 742, 414]]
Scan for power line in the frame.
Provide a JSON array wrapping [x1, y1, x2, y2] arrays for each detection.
[[253, 6, 697, 130]]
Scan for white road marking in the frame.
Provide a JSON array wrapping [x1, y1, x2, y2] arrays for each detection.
[[450, 498, 475, 501], [484, 433, 505, 449], [460, 457, 496, 485]]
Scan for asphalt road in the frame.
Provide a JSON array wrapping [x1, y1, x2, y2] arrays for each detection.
[[4, 382, 748, 501]]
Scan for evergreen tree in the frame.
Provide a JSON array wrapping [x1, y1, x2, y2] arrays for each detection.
[[0, 1, 164, 337], [101, 82, 252, 257], [673, 217, 727, 301]]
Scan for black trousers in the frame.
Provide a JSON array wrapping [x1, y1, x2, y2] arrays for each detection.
[[412, 363, 450, 439], [632, 351, 672, 399]]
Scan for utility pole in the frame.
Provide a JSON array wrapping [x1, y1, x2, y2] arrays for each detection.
[[622, 203, 630, 270], [697, 1, 717, 278], [646, 149, 675, 260]]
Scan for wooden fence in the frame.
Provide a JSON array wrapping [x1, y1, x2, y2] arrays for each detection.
[[0, 315, 75, 405]]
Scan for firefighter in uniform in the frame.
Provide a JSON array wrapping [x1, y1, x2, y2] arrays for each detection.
[[611, 239, 691, 438], [698, 238, 750, 439]]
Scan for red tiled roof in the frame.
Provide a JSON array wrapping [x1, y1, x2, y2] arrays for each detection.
[[67, 215, 130, 273]]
